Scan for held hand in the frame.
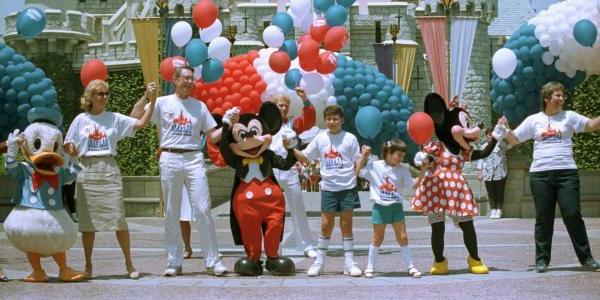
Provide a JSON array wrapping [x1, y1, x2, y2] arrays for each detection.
[[282, 129, 298, 149], [145, 81, 158, 102], [295, 87, 308, 101], [492, 123, 509, 140], [361, 145, 372, 157], [64, 142, 79, 158], [413, 151, 429, 168]]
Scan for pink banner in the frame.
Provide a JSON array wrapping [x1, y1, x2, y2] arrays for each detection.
[[417, 17, 448, 103]]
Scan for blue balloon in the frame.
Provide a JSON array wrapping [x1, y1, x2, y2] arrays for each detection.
[[5, 88, 17, 102], [390, 109, 401, 122], [334, 68, 345, 78], [314, 0, 335, 12], [337, 54, 348, 67], [30, 94, 45, 107], [185, 39, 208, 67], [325, 4, 347, 27], [354, 83, 365, 95], [336, 95, 349, 107], [333, 78, 344, 92], [42, 89, 57, 104], [344, 67, 355, 76], [358, 93, 371, 106], [284, 68, 302, 90], [375, 76, 386, 88], [16, 7, 46, 38], [11, 76, 27, 91], [392, 87, 404, 96], [522, 66, 535, 80], [17, 91, 30, 104], [388, 95, 399, 107], [395, 121, 407, 133], [201, 59, 224, 83], [6, 65, 19, 79], [370, 99, 382, 110], [272, 12, 294, 35], [504, 94, 517, 108], [518, 46, 530, 62], [343, 87, 354, 99], [381, 111, 392, 122], [376, 90, 388, 101], [342, 75, 354, 87], [573, 19, 597, 48], [399, 109, 411, 121], [529, 45, 544, 60], [280, 40, 298, 60], [400, 95, 410, 107], [337, 0, 356, 8], [350, 97, 359, 110], [17, 103, 31, 117], [355, 106, 382, 139]]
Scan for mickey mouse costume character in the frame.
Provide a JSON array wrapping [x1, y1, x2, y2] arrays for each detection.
[[3, 107, 87, 282], [219, 102, 298, 276], [412, 93, 507, 275]]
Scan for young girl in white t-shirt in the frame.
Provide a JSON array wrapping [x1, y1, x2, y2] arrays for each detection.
[[356, 138, 427, 278]]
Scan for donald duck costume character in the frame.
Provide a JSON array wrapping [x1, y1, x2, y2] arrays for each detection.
[[3, 107, 87, 282]]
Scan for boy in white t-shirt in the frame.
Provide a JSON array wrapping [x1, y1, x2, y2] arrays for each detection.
[[293, 105, 362, 277], [356, 139, 427, 278]]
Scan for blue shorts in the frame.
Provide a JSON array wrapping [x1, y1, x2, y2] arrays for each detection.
[[321, 187, 360, 212], [371, 203, 405, 224]]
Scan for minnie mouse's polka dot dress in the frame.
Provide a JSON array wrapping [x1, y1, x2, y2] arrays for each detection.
[[412, 141, 479, 217]]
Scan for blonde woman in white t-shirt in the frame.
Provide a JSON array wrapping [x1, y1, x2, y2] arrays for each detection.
[[356, 139, 427, 278], [502, 81, 600, 273], [64, 79, 157, 279]]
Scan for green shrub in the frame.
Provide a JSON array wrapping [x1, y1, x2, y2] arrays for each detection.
[[566, 75, 600, 170]]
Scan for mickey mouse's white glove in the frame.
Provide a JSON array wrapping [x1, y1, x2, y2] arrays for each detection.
[[222, 107, 240, 126], [6, 129, 21, 160], [282, 128, 298, 149], [414, 151, 429, 167], [492, 123, 509, 141]]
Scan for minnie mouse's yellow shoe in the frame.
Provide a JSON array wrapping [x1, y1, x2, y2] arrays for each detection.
[[467, 256, 489, 274], [430, 258, 449, 275]]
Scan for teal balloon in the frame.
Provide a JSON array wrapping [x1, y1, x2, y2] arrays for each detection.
[[272, 12, 294, 35], [4, 102, 17, 113], [532, 60, 544, 74], [399, 109, 411, 121], [201, 59, 224, 83], [13, 54, 26, 64], [344, 67, 355, 76], [375, 76, 386, 87], [376, 91, 388, 101], [504, 94, 517, 108], [529, 45, 544, 60], [519, 46, 530, 61], [333, 78, 344, 92], [17, 91, 30, 104], [400, 95, 410, 106], [390, 109, 401, 121], [314, 0, 335, 12], [350, 97, 359, 109], [337, 54, 348, 67], [280, 40, 298, 60], [366, 84, 378, 94], [5, 88, 17, 102], [355, 106, 382, 139], [30, 94, 45, 107], [336, 95, 349, 107], [27, 83, 42, 95], [284, 68, 302, 89], [370, 99, 382, 110], [16, 7, 46, 38], [1, 76, 11, 89], [522, 66, 535, 79], [498, 80, 513, 94], [22, 62, 35, 72], [185, 39, 208, 67], [343, 87, 354, 99], [392, 86, 403, 96], [354, 83, 365, 95], [6, 65, 19, 79], [354, 73, 365, 85], [334, 68, 345, 78], [325, 4, 347, 27], [573, 20, 597, 47], [11, 76, 27, 91], [358, 93, 371, 106], [388, 95, 399, 107], [395, 121, 407, 133], [343, 75, 354, 87], [17, 103, 31, 117], [337, 0, 356, 8], [42, 89, 57, 104], [381, 110, 392, 122]]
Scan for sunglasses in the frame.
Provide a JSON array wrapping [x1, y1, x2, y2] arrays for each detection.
[[95, 92, 110, 97]]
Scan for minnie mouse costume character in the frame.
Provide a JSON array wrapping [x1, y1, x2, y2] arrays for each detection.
[[412, 93, 507, 275], [220, 102, 298, 276]]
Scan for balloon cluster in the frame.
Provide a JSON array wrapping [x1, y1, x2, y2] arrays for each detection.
[[163, 0, 229, 83], [491, 0, 599, 124], [332, 55, 416, 156], [0, 43, 60, 140]]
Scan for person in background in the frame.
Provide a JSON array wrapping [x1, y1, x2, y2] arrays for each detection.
[[477, 127, 510, 219]]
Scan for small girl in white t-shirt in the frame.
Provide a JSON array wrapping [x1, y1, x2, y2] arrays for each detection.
[[356, 138, 427, 278]]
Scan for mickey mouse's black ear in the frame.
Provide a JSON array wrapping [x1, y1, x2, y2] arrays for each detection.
[[259, 102, 283, 135], [424, 92, 447, 125]]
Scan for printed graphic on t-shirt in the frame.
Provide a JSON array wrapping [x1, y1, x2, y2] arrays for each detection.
[[323, 144, 343, 169], [379, 176, 400, 202], [87, 125, 109, 151], [171, 110, 193, 136], [540, 124, 562, 144]]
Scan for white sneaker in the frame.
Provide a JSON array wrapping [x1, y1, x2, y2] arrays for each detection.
[[304, 247, 318, 259], [344, 263, 362, 277], [364, 267, 375, 278], [496, 209, 502, 219], [163, 266, 183, 277], [206, 261, 228, 276], [489, 209, 497, 218], [307, 262, 324, 277]]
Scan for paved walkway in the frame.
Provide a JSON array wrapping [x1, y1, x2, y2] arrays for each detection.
[[1, 199, 599, 298]]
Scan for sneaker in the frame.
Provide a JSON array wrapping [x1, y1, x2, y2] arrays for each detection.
[[363, 268, 374, 278], [496, 209, 502, 219], [343, 263, 362, 277], [164, 266, 183, 277], [307, 262, 324, 277], [304, 247, 318, 259], [206, 261, 228, 276], [582, 258, 600, 271], [489, 209, 497, 218], [408, 267, 422, 278]]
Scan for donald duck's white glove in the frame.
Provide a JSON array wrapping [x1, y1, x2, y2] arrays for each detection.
[[6, 129, 21, 160]]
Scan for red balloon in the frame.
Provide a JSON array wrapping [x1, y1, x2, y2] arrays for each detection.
[[298, 39, 320, 71], [240, 84, 253, 95], [310, 19, 330, 43], [213, 107, 224, 115], [159, 56, 187, 81], [240, 75, 250, 85], [231, 82, 242, 93], [317, 51, 338, 74], [300, 59, 318, 72], [324, 26, 349, 52], [223, 77, 235, 86], [209, 87, 219, 98], [239, 60, 250, 69], [192, 0, 218, 29], [255, 81, 267, 93], [298, 34, 315, 45], [222, 101, 233, 111], [407, 112, 435, 145], [81, 60, 108, 86], [269, 51, 291, 74], [244, 65, 255, 76], [249, 91, 260, 103], [240, 97, 252, 111], [232, 69, 244, 79]]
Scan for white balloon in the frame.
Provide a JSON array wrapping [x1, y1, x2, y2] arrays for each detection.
[[326, 95, 337, 106], [207, 37, 231, 62], [291, 0, 311, 18], [301, 13, 315, 32], [263, 25, 285, 48], [564, 66, 576, 78], [541, 51, 555, 65], [171, 21, 193, 47], [555, 58, 566, 72], [492, 48, 517, 79], [200, 19, 222, 43], [287, 8, 302, 29], [300, 72, 324, 95], [539, 34, 551, 48], [193, 65, 203, 80], [597, 0, 600, 12]]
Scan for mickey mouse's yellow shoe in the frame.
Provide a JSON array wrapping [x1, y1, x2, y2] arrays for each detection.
[[467, 256, 489, 274], [430, 258, 449, 275]]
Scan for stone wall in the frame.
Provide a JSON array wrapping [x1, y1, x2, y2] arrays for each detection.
[[77, 0, 124, 15]]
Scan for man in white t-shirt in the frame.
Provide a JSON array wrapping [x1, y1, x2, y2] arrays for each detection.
[[132, 66, 237, 277]]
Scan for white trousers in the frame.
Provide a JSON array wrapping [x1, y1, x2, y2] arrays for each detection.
[[179, 187, 210, 251], [273, 167, 315, 251], [159, 151, 219, 268]]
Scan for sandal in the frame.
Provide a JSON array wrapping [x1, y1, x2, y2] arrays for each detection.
[[408, 267, 422, 278], [183, 248, 193, 259], [0, 268, 8, 282]]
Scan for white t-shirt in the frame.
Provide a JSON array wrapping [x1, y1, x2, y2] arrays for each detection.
[[360, 160, 414, 206], [65, 111, 137, 157], [513, 111, 589, 172], [149, 94, 216, 149], [302, 130, 360, 191]]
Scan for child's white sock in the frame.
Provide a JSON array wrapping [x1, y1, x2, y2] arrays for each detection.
[[400, 245, 415, 269], [316, 235, 330, 265], [343, 237, 355, 266], [367, 244, 379, 270]]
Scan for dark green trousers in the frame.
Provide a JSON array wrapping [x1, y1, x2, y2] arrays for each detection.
[[530, 169, 593, 265]]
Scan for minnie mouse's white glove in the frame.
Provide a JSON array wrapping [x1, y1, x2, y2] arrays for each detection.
[[492, 123, 509, 141], [414, 151, 429, 167], [222, 107, 240, 126]]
